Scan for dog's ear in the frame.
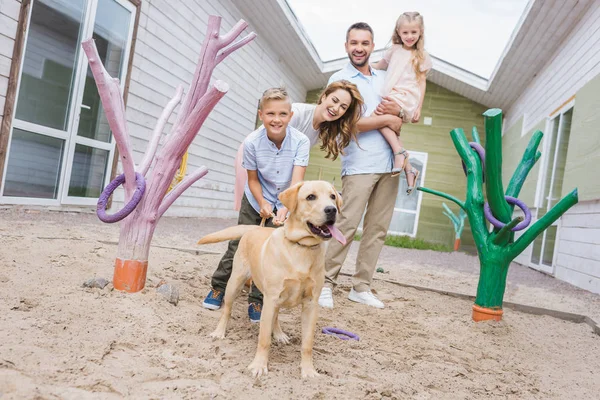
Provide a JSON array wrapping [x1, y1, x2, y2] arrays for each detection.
[[279, 181, 304, 212], [332, 184, 343, 214]]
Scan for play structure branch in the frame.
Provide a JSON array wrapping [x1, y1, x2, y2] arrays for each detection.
[[82, 39, 136, 200], [484, 109, 512, 226], [492, 216, 523, 245], [418, 187, 465, 210], [450, 127, 491, 248], [85, 15, 256, 293], [505, 130, 543, 202], [216, 21, 257, 65], [138, 85, 184, 176], [442, 203, 460, 226], [471, 126, 481, 144], [418, 108, 578, 320], [177, 17, 255, 126], [159, 166, 209, 218], [509, 189, 579, 257]]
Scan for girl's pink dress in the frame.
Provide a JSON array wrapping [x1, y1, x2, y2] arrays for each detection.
[[381, 45, 432, 121]]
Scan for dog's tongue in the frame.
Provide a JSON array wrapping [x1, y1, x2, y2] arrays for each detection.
[[327, 224, 346, 245]]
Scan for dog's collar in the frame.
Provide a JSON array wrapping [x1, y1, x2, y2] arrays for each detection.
[[293, 240, 321, 250], [283, 234, 322, 249]]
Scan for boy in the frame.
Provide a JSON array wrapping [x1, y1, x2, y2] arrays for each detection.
[[203, 87, 310, 322]]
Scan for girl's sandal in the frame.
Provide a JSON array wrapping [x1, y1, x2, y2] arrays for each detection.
[[391, 149, 409, 177], [406, 167, 420, 195]]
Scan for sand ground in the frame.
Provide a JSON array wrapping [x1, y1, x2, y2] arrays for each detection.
[[0, 208, 599, 399]]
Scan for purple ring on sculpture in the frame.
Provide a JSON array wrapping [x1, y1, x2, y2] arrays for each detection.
[[484, 196, 532, 231], [322, 327, 359, 341], [461, 142, 486, 182], [97, 172, 146, 223]]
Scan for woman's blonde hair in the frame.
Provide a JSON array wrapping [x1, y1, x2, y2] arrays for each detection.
[[316, 80, 364, 160], [392, 12, 426, 81]]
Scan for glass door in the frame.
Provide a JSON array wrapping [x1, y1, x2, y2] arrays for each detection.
[[62, 0, 135, 204], [530, 107, 573, 274], [0, 0, 135, 205]]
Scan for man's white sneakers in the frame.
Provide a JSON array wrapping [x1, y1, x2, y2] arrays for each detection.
[[348, 288, 385, 309], [318, 287, 334, 308]]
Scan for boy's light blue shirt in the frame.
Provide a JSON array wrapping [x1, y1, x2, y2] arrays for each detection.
[[328, 63, 394, 175], [242, 125, 310, 213]]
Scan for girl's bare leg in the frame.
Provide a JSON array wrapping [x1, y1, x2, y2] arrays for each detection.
[[404, 159, 417, 189], [379, 126, 407, 170]]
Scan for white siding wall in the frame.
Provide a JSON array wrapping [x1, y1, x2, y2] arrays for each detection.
[[0, 0, 22, 127], [110, 0, 307, 218], [506, 3, 600, 294], [513, 201, 600, 295], [504, 1, 600, 133], [555, 201, 600, 294]]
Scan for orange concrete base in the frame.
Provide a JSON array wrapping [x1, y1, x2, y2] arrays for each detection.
[[113, 258, 148, 293], [453, 238, 461, 251], [472, 304, 503, 322]]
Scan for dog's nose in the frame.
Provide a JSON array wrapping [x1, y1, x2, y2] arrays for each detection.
[[324, 206, 337, 217]]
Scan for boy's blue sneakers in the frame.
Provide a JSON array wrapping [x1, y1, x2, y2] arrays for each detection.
[[203, 289, 224, 310], [248, 302, 262, 323]]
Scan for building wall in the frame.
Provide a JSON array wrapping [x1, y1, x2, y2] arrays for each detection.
[[0, 0, 22, 130], [111, 0, 307, 218], [305, 81, 488, 252], [504, 1, 600, 144], [501, 2, 600, 294], [510, 75, 600, 294]]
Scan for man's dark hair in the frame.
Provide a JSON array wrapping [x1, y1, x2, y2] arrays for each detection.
[[345, 22, 374, 42]]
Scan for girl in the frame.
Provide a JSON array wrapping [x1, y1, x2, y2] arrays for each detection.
[[372, 11, 432, 194], [233, 80, 364, 221]]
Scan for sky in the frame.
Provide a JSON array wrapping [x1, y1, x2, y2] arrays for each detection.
[[286, 0, 530, 79]]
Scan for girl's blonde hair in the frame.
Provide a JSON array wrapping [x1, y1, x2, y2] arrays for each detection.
[[317, 80, 364, 160], [392, 12, 426, 81]]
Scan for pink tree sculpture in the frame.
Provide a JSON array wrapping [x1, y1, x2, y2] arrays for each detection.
[[82, 16, 256, 293]]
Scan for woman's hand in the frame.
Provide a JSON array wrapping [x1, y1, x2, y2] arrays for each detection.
[[259, 201, 274, 219], [274, 207, 288, 226]]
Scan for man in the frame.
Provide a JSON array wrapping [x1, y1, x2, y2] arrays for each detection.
[[319, 22, 404, 309]]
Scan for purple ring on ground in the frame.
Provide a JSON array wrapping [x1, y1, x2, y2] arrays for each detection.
[[461, 142, 486, 182], [322, 327, 359, 341], [484, 196, 532, 231], [97, 172, 146, 223]]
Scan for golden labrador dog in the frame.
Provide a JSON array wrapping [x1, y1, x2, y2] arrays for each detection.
[[197, 181, 345, 378]]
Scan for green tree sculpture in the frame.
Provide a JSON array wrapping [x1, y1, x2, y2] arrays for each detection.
[[418, 109, 578, 321], [442, 202, 467, 251]]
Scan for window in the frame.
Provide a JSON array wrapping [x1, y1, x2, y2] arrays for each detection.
[[529, 105, 573, 273], [1, 0, 138, 205]]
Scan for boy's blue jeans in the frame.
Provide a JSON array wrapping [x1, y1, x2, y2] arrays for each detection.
[[210, 194, 276, 304]]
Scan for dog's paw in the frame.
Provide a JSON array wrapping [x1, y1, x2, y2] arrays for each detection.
[[301, 365, 319, 379], [273, 331, 290, 344], [248, 360, 268, 378]]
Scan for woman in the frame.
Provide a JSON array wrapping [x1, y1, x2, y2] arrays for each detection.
[[234, 79, 365, 211]]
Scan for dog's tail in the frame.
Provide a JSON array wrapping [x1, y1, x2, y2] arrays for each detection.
[[197, 225, 261, 244]]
